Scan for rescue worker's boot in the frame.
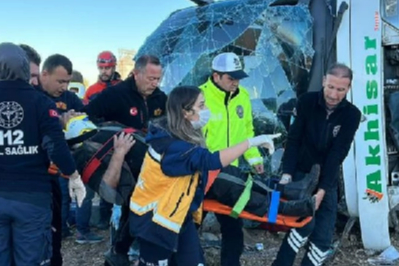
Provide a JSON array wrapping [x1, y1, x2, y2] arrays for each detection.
[[281, 164, 320, 200], [278, 196, 316, 217]]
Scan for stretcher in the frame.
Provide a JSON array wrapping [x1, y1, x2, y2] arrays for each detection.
[[203, 170, 313, 228], [203, 200, 312, 228], [49, 127, 312, 229]]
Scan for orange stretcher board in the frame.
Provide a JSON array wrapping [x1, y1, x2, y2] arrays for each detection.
[[203, 199, 312, 228]]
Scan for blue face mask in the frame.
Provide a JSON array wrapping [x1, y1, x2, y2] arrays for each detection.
[[191, 109, 211, 129]]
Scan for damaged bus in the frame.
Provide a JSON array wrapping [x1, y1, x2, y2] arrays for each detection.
[[134, 0, 399, 252]]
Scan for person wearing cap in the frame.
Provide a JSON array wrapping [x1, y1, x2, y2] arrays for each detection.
[[199, 52, 263, 266], [83, 51, 121, 104], [0, 42, 86, 266]]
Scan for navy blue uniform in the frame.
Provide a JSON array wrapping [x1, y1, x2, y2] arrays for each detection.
[[0, 80, 76, 266], [83, 76, 167, 130], [83, 76, 168, 264], [51, 90, 84, 114], [35, 85, 84, 265]]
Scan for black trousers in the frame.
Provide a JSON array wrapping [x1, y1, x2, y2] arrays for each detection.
[[215, 213, 244, 266], [50, 178, 63, 266], [272, 187, 338, 266], [113, 204, 135, 255]]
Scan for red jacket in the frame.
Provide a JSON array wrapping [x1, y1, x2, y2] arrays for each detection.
[[84, 72, 121, 104]]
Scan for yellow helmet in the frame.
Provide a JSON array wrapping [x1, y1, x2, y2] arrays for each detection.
[[64, 115, 98, 145]]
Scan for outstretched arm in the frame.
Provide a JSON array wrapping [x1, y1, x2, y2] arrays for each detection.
[[102, 132, 135, 188]]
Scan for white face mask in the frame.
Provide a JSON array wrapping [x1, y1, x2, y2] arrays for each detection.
[[191, 109, 211, 129]]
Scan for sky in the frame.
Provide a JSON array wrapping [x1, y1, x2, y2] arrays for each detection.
[[0, 0, 195, 84]]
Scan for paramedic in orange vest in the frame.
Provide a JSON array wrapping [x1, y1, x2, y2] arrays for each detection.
[[83, 51, 121, 104], [129, 85, 278, 266]]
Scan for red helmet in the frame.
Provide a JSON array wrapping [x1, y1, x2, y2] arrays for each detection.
[[97, 51, 117, 67]]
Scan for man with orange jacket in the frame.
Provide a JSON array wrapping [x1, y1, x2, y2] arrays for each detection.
[[84, 51, 121, 104]]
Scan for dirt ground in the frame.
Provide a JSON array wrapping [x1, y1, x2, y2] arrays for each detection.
[[61, 222, 399, 266]]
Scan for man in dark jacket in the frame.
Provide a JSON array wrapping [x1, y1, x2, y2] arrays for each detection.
[[83, 54, 167, 131], [83, 55, 167, 266], [0, 42, 86, 266], [40, 54, 104, 244], [272, 63, 362, 266], [20, 44, 69, 266]]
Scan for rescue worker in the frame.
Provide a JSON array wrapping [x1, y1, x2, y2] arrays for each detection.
[[271, 63, 362, 266], [0, 42, 86, 266], [19, 44, 67, 266], [83, 54, 167, 265], [199, 52, 263, 266], [40, 54, 104, 244], [83, 51, 121, 103], [81, 50, 120, 229], [129, 85, 277, 266], [83, 54, 167, 130]]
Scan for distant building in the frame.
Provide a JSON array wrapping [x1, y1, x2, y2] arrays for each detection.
[[117, 49, 136, 79]]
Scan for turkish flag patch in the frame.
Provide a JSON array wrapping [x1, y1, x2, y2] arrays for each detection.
[[49, 109, 59, 117], [130, 107, 138, 116]]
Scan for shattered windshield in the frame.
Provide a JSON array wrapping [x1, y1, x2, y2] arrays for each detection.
[[136, 0, 315, 175]]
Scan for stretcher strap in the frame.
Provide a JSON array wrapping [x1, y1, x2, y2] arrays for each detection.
[[81, 128, 136, 183], [230, 175, 253, 218], [267, 191, 280, 223]]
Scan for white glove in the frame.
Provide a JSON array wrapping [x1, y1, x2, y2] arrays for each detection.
[[68, 174, 86, 207], [280, 173, 292, 184], [248, 133, 282, 155], [110, 204, 122, 230]]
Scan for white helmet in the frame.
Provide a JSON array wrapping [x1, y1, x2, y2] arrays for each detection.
[[68, 82, 86, 99]]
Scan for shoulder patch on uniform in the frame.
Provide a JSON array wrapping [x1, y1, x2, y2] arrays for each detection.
[[333, 125, 341, 137], [130, 107, 138, 116], [49, 109, 58, 118], [236, 105, 244, 119], [154, 108, 162, 116]]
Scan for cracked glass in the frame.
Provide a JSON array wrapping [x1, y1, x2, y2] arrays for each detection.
[[136, 0, 315, 175]]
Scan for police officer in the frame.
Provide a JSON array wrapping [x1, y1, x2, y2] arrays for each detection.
[[0, 42, 86, 266], [272, 63, 361, 266], [199, 52, 263, 266]]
